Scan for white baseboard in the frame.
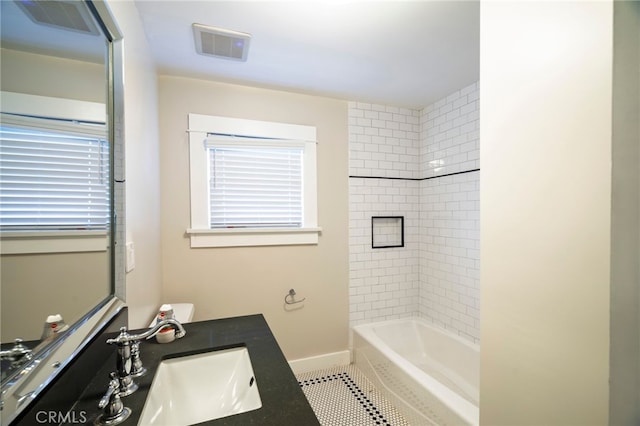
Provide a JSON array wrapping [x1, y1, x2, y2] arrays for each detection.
[[288, 350, 351, 375]]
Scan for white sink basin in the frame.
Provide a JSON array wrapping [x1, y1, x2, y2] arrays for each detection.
[[138, 346, 262, 425]]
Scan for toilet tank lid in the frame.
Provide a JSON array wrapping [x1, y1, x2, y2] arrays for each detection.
[[171, 303, 195, 322]]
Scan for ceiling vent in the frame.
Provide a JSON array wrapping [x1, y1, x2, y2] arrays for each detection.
[[193, 23, 251, 62], [14, 0, 100, 35]]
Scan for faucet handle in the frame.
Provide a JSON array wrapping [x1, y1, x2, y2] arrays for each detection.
[[130, 340, 147, 377], [98, 373, 119, 409], [97, 372, 131, 425], [0, 338, 33, 367], [11, 338, 29, 352], [106, 327, 132, 346]]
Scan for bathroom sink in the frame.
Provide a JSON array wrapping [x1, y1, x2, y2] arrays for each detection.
[[138, 345, 262, 425]]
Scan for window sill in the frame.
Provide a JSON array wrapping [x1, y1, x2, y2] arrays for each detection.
[[0, 231, 109, 254], [186, 227, 322, 248]]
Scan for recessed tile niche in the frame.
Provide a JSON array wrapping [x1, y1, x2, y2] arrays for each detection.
[[371, 216, 404, 249]]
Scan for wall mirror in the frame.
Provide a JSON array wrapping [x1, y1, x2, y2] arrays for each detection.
[[0, 1, 125, 423]]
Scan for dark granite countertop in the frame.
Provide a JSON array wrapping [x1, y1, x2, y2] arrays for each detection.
[[68, 314, 320, 425]]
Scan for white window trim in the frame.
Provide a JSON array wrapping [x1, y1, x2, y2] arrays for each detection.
[[187, 113, 321, 248], [0, 91, 108, 255], [1, 91, 106, 123], [0, 231, 109, 254]]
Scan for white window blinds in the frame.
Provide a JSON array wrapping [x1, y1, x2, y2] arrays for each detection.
[[0, 122, 109, 231], [207, 139, 304, 228]]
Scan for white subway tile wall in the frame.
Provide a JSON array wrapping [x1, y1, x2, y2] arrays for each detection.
[[349, 103, 421, 327], [114, 127, 125, 297], [419, 171, 480, 342], [349, 103, 421, 180], [420, 82, 480, 178], [348, 82, 480, 344], [349, 178, 420, 325], [418, 82, 480, 343]]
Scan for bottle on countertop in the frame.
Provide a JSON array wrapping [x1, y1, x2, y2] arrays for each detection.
[[41, 314, 69, 340], [155, 304, 176, 343], [155, 304, 175, 324]]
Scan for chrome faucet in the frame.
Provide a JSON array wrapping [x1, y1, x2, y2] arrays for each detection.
[[0, 339, 33, 369], [116, 318, 187, 342], [106, 319, 186, 395]]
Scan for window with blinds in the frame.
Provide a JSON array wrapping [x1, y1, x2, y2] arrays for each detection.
[[0, 124, 109, 231], [207, 142, 304, 228], [187, 113, 318, 247]]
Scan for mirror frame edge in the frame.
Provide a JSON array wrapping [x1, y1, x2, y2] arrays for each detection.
[[90, 0, 126, 302], [0, 1, 126, 423]]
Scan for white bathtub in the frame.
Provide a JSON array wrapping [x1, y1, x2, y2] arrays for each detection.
[[352, 318, 479, 426]]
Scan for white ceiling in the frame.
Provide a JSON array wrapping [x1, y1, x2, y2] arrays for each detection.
[[0, 0, 105, 63], [134, 1, 480, 108]]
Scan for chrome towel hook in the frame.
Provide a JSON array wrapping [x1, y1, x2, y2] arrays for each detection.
[[284, 288, 306, 305]]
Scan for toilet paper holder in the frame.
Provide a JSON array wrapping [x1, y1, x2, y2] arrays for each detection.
[[284, 288, 306, 305]]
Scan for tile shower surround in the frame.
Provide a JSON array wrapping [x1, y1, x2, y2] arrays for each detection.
[[349, 82, 480, 343]]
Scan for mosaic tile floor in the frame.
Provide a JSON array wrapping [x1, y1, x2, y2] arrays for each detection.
[[296, 364, 410, 426]]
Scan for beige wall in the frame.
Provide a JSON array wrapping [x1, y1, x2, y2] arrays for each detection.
[[0, 48, 105, 103], [1, 253, 109, 341], [158, 76, 349, 360], [480, 1, 613, 424], [107, 0, 163, 328]]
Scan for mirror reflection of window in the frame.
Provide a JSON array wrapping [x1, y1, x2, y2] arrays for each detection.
[[0, 117, 109, 232], [0, 92, 110, 359]]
